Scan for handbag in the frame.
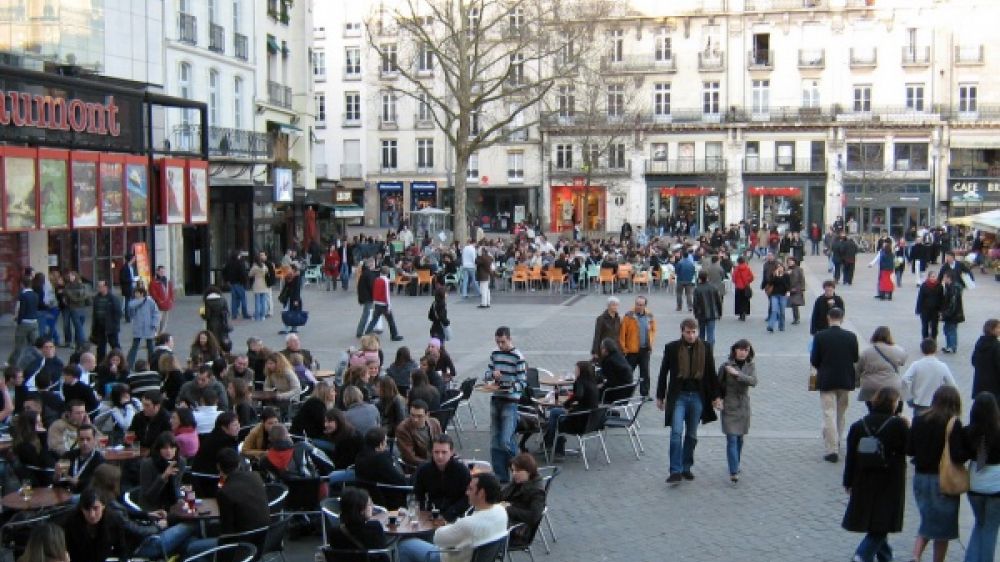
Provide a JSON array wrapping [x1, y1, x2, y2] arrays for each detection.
[[872, 344, 899, 374], [764, 284, 773, 297], [281, 309, 309, 327], [744, 286, 753, 298], [940, 417, 970, 495], [808, 366, 818, 391]]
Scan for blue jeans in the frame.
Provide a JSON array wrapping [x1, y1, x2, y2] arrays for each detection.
[[966, 494, 1000, 562], [490, 399, 518, 481], [544, 407, 566, 446], [398, 539, 439, 562], [40, 309, 60, 344], [230, 283, 249, 318], [135, 523, 196, 557], [725, 434, 744, 475], [69, 308, 86, 347], [461, 267, 479, 298], [127, 337, 155, 370], [854, 532, 892, 562], [340, 263, 350, 290], [184, 538, 218, 558], [254, 292, 267, 321], [698, 319, 717, 346], [943, 321, 958, 351], [356, 302, 373, 338], [768, 295, 788, 331], [669, 391, 703, 475]]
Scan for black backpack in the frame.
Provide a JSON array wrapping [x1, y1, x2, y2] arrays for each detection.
[[856, 417, 894, 470]]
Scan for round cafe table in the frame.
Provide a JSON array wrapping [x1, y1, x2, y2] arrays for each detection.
[[538, 369, 575, 388], [169, 497, 220, 535], [1, 486, 73, 511], [103, 447, 147, 463], [373, 509, 443, 537]]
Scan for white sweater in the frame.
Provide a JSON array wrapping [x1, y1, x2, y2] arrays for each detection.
[[901, 355, 957, 406], [433, 504, 508, 562]]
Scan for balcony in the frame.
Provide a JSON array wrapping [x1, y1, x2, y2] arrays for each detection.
[[178, 13, 197, 45], [748, 50, 774, 70], [342, 113, 362, 127], [549, 161, 632, 178], [172, 125, 273, 161], [698, 51, 725, 71], [901, 46, 930, 66], [834, 105, 943, 124], [209, 23, 225, 54], [798, 49, 825, 69], [941, 104, 1000, 120], [414, 113, 435, 129], [955, 45, 985, 65], [234, 33, 248, 61], [849, 47, 877, 68], [340, 163, 363, 179], [379, 66, 399, 80], [743, 158, 825, 174], [266, 80, 292, 109], [745, 0, 826, 10], [600, 54, 677, 74], [645, 159, 726, 175], [639, 108, 729, 125]]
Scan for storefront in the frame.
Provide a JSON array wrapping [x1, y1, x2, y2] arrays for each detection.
[[550, 183, 606, 233], [645, 183, 723, 234], [469, 186, 535, 233], [843, 182, 932, 237], [945, 178, 1000, 218], [377, 181, 403, 229], [410, 181, 437, 211]]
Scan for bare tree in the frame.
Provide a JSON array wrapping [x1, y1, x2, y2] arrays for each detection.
[[365, 0, 614, 242]]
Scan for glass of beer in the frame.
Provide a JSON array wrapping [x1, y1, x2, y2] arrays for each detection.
[[56, 459, 71, 479], [98, 435, 110, 451], [20, 481, 33, 502]]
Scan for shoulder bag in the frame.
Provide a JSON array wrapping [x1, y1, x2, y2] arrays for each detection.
[[872, 344, 899, 374], [939, 417, 970, 495]]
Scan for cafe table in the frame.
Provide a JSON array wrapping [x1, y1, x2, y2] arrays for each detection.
[[315, 369, 337, 380], [169, 497, 220, 535], [103, 447, 148, 463], [251, 390, 280, 402], [1, 486, 73, 511], [537, 369, 575, 388], [373, 509, 443, 538]]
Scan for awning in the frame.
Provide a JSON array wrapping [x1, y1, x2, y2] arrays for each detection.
[[949, 134, 1000, 149], [266, 35, 279, 54], [277, 123, 302, 136], [334, 205, 364, 218], [948, 209, 1000, 233]]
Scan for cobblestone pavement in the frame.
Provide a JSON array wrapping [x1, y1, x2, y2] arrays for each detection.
[[3, 252, 997, 561]]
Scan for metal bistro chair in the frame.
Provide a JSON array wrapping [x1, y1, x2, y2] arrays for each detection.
[[536, 466, 560, 551], [320, 497, 341, 545], [430, 398, 462, 448], [302, 265, 323, 288], [182, 542, 257, 562], [505, 521, 545, 562], [261, 516, 292, 562], [603, 396, 646, 460], [455, 377, 479, 429], [550, 407, 611, 470], [265, 481, 290, 517], [320, 545, 392, 562], [218, 526, 268, 561], [600, 382, 638, 413], [187, 471, 222, 498]]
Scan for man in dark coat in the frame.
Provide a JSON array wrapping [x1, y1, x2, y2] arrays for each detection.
[[591, 297, 621, 359], [355, 258, 378, 338], [598, 338, 633, 404], [833, 234, 859, 285], [810, 307, 859, 463], [809, 280, 846, 336], [939, 251, 974, 289], [413, 434, 471, 522], [656, 318, 721, 483], [190, 412, 240, 495], [91, 280, 122, 364], [971, 320, 1000, 399], [119, 254, 138, 322], [129, 390, 172, 449]]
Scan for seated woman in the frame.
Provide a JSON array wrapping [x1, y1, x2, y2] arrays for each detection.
[[170, 407, 199, 459], [292, 380, 336, 443], [324, 408, 363, 486], [501, 453, 547, 547], [407, 370, 440, 412], [90, 463, 194, 558], [228, 377, 258, 427], [343, 385, 381, 437], [189, 330, 223, 367], [329, 487, 432, 562], [94, 384, 141, 445], [376, 377, 407, 439], [241, 407, 281, 458], [19, 522, 70, 562], [12, 410, 55, 486], [385, 347, 417, 395], [94, 350, 129, 399], [543, 361, 600, 456], [138, 431, 186, 510], [263, 352, 302, 402]]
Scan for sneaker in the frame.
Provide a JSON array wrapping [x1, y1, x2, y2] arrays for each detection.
[[665, 473, 683, 484], [681, 471, 695, 481], [730, 474, 739, 484], [278, 330, 289, 335], [823, 453, 839, 463]]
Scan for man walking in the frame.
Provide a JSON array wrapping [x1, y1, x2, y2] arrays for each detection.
[[461, 239, 480, 299], [809, 307, 859, 462], [484, 326, 527, 481], [222, 251, 250, 320], [91, 280, 122, 363], [591, 297, 621, 359], [692, 271, 722, 346], [119, 254, 138, 322], [355, 258, 377, 338], [365, 266, 403, 341], [674, 252, 696, 312], [12, 275, 40, 362], [148, 265, 174, 334], [620, 296, 656, 400], [656, 318, 721, 483]]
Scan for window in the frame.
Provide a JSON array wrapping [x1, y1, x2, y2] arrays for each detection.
[[381, 92, 397, 124], [233, 77, 243, 128], [555, 144, 573, 169], [703, 81, 720, 115], [208, 0, 218, 22], [775, 141, 794, 170], [960, 83, 978, 113], [802, 79, 820, 108], [745, 141, 759, 171], [208, 70, 219, 126], [508, 151, 524, 182], [706, 142, 723, 171], [558, 85, 575, 118], [853, 85, 872, 112], [653, 83, 671, 118], [609, 29, 623, 63], [418, 44, 434, 72], [178, 63, 192, 126], [607, 84, 624, 118], [609, 143, 626, 169], [559, 34, 576, 65], [752, 79, 769, 115], [894, 143, 928, 171], [508, 53, 524, 85], [417, 93, 432, 122], [417, 139, 434, 170], [233, 0, 240, 33], [846, 142, 884, 171], [470, 111, 481, 137], [466, 7, 480, 39], [381, 44, 398, 74], [344, 21, 362, 36], [345, 48, 361, 78], [466, 152, 479, 180], [655, 27, 671, 61], [312, 50, 326, 79], [905, 84, 924, 111], [651, 143, 667, 162], [508, 7, 524, 32], [344, 92, 361, 122], [314, 93, 326, 125], [381, 140, 398, 171], [508, 104, 526, 140], [584, 144, 600, 168]]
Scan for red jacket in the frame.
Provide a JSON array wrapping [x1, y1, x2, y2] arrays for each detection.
[[149, 277, 174, 311], [323, 251, 340, 276], [372, 276, 390, 306], [732, 263, 754, 289]]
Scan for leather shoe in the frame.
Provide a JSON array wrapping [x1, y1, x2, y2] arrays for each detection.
[[665, 473, 682, 483], [391, 336, 404, 341], [823, 453, 839, 463], [681, 471, 695, 481]]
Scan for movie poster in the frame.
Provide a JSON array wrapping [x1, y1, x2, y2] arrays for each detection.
[[4, 157, 37, 230], [188, 165, 208, 223], [71, 160, 99, 227], [39, 158, 69, 229], [164, 164, 186, 224], [274, 167, 293, 202], [100, 160, 125, 226], [125, 163, 149, 225]]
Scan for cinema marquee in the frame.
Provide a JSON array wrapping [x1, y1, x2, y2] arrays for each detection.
[[0, 90, 122, 136]]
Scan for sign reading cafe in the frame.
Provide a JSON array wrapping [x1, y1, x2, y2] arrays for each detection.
[[948, 180, 1000, 202]]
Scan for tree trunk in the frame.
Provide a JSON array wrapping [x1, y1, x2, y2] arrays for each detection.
[[453, 150, 469, 243]]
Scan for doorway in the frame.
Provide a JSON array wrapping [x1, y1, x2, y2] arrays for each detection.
[[182, 225, 209, 295]]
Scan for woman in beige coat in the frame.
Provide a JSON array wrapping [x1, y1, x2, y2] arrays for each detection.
[[248, 257, 270, 322], [720, 339, 758, 484], [263, 351, 302, 401], [856, 326, 907, 404]]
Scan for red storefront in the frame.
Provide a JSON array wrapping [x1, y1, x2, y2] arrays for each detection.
[[550, 182, 606, 232]]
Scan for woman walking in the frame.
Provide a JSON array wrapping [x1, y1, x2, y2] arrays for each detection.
[[248, 256, 270, 321], [906, 385, 963, 562], [871, 242, 896, 300], [842, 387, 909, 562], [127, 286, 160, 370], [856, 326, 907, 406], [719, 339, 757, 483], [915, 271, 944, 343], [940, 272, 965, 354], [894, 239, 907, 288], [732, 256, 754, 321], [765, 263, 790, 333], [786, 257, 806, 325], [951, 392, 1000, 562], [428, 287, 449, 341]]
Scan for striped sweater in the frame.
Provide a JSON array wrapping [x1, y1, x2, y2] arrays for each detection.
[[484, 347, 527, 401]]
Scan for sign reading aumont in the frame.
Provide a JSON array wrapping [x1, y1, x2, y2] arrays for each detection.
[[949, 179, 1000, 202], [0, 90, 122, 136]]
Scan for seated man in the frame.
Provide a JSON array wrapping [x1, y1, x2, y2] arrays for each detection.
[[60, 364, 99, 413], [32, 372, 65, 421], [48, 399, 101, 456], [394, 399, 442, 468], [354, 427, 408, 487], [177, 365, 229, 411], [192, 388, 222, 434], [190, 412, 240, 495], [24, 338, 64, 391], [57, 423, 105, 492], [128, 390, 171, 450], [126, 360, 162, 399], [148, 333, 175, 379], [280, 333, 315, 370], [413, 434, 471, 522], [222, 354, 255, 387]]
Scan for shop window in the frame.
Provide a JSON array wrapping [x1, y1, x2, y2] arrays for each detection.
[[847, 143, 883, 171], [894, 143, 928, 171]]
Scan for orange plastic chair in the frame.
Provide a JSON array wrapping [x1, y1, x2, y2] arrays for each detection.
[[598, 267, 615, 294], [546, 267, 567, 293], [416, 269, 433, 295], [393, 270, 412, 293], [511, 265, 529, 291], [528, 266, 544, 290], [633, 270, 650, 292]]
